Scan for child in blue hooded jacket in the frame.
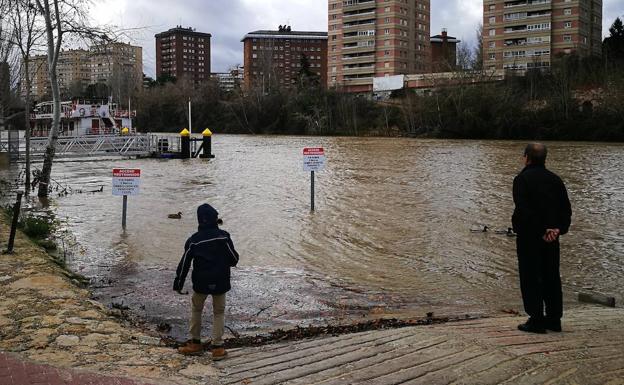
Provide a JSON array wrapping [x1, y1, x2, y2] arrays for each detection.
[[174, 203, 239, 359]]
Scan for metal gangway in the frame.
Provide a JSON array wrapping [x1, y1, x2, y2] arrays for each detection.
[[1, 134, 155, 160]]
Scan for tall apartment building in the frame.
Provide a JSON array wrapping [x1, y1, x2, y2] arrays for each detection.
[[90, 42, 143, 88], [328, 0, 431, 92], [22, 55, 50, 100], [22, 44, 143, 101], [155, 26, 211, 83], [57, 49, 91, 93], [483, 0, 603, 72], [242, 27, 328, 89]]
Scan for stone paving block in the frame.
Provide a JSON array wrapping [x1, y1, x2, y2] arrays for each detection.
[[0, 352, 161, 385]]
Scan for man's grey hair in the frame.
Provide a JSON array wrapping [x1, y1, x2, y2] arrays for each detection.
[[524, 143, 548, 166]]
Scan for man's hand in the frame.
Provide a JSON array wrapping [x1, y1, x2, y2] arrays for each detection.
[[543, 228, 561, 243]]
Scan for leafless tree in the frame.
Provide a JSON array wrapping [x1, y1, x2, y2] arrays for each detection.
[[9, 0, 45, 194], [0, 0, 21, 121], [472, 23, 484, 71], [32, 0, 122, 197]]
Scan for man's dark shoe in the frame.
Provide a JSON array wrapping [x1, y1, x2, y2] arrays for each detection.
[[545, 319, 562, 332], [517, 319, 546, 334]]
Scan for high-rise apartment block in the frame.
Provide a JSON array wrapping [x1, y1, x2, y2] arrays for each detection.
[[58, 49, 91, 92], [242, 27, 328, 89], [24, 51, 90, 100], [328, 0, 431, 92], [22, 43, 142, 101], [90, 43, 143, 87], [483, 0, 602, 71], [155, 26, 211, 83], [23, 55, 51, 99]]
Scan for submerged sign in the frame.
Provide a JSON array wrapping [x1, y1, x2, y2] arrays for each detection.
[[112, 169, 141, 196], [303, 148, 326, 172]]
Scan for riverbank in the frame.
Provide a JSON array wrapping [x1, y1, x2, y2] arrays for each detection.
[[0, 217, 220, 385]]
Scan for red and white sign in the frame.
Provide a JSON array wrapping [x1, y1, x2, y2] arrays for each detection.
[[303, 147, 326, 172], [303, 148, 324, 156], [112, 168, 141, 196]]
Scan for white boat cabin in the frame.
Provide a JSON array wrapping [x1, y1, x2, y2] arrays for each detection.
[[31, 99, 135, 137]]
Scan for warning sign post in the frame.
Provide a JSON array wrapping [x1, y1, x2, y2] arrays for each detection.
[[112, 169, 141, 229], [303, 148, 325, 211]]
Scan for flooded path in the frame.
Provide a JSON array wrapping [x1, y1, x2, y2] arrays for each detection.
[[3, 136, 623, 339]]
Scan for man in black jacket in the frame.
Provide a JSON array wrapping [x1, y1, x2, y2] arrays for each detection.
[[174, 203, 239, 359], [512, 143, 572, 334]]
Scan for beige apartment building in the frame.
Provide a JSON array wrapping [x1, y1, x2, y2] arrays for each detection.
[[90, 42, 143, 91], [22, 55, 50, 99], [483, 0, 602, 72], [22, 43, 143, 101], [23, 50, 90, 100], [328, 0, 431, 92]]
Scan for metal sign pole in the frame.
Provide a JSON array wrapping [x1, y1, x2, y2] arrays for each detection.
[[311, 171, 315, 212], [122, 195, 128, 229]]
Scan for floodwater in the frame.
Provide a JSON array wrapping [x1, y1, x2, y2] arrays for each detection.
[[2, 136, 624, 339]]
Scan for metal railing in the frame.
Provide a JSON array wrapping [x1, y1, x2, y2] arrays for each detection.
[[1, 133, 203, 160], [4, 134, 154, 159]]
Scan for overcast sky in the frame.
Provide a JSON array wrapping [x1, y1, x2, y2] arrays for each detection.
[[90, 0, 624, 77]]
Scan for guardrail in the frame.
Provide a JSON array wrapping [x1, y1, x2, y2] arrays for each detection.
[[1, 134, 154, 159]]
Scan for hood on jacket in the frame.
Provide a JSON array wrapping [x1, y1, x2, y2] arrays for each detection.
[[197, 203, 219, 228]]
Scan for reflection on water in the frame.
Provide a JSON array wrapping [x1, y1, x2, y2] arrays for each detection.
[[3, 136, 623, 336]]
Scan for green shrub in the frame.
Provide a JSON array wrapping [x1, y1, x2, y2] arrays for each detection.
[[21, 216, 53, 239]]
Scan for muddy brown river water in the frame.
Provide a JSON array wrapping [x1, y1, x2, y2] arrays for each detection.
[[3, 136, 623, 340]]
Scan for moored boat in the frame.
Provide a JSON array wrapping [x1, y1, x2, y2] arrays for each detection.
[[30, 99, 135, 137]]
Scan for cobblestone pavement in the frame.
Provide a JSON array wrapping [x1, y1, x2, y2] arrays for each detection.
[[0, 220, 218, 385], [0, 351, 159, 385]]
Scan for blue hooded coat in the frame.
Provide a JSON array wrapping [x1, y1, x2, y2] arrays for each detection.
[[173, 204, 239, 295]]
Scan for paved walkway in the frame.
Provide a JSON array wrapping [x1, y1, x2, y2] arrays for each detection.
[[215, 306, 624, 385], [0, 351, 158, 385]]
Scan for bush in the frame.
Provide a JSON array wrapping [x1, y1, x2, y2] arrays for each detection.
[[20, 215, 53, 239]]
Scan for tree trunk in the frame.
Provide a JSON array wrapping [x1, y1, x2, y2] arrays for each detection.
[[24, 59, 31, 195], [37, 62, 60, 197], [37, 0, 62, 198]]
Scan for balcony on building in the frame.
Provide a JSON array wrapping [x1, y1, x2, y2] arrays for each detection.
[[504, 0, 551, 9], [343, 7, 376, 22], [343, 0, 376, 12], [342, 53, 376, 65], [504, 10, 551, 22], [343, 63, 375, 76], [343, 30, 376, 42], [343, 19, 376, 29]]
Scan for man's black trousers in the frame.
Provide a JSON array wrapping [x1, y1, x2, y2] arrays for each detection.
[[516, 237, 563, 321]]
